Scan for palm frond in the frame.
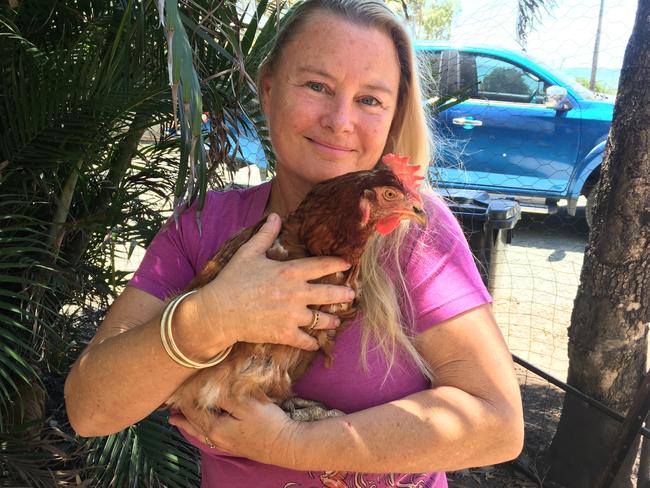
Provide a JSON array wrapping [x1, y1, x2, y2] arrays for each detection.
[[0, 420, 83, 487], [1, 0, 285, 485], [0, 210, 58, 425], [81, 411, 200, 487], [516, 0, 557, 47]]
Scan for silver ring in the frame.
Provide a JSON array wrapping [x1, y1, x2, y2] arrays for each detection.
[[307, 310, 320, 330]]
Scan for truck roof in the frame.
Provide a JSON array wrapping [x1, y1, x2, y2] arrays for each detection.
[[414, 41, 600, 101]]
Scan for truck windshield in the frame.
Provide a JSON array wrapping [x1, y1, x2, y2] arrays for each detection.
[[526, 54, 597, 100]]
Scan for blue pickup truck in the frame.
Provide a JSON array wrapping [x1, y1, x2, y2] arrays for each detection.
[[418, 42, 614, 224]]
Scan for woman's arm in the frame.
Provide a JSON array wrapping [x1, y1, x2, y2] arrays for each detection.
[[174, 303, 523, 473], [65, 286, 214, 437], [65, 215, 354, 437], [294, 304, 524, 472]]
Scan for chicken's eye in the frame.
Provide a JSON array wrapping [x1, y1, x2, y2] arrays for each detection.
[[383, 189, 398, 200]]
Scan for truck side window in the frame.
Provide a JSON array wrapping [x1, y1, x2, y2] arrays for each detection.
[[460, 53, 548, 104], [418, 50, 444, 98]]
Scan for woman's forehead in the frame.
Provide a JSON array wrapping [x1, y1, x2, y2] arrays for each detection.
[[278, 13, 400, 83], [290, 12, 389, 50]]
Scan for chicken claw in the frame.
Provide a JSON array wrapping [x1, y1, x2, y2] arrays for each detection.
[[281, 397, 345, 422]]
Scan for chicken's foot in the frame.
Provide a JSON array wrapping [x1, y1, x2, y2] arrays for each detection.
[[281, 397, 344, 421]]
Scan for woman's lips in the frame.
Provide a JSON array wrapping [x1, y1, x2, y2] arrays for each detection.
[[307, 137, 353, 155]]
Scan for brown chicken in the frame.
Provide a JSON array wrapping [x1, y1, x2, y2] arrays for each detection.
[[166, 154, 426, 431]]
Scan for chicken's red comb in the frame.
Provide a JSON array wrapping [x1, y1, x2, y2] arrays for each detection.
[[381, 153, 425, 194]]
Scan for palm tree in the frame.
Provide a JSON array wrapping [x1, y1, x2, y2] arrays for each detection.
[[0, 0, 277, 484]]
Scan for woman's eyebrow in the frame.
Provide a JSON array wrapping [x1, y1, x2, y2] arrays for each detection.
[[362, 83, 395, 96], [296, 65, 336, 81], [296, 65, 395, 95]]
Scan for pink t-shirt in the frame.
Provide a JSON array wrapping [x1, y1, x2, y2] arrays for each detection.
[[129, 181, 491, 488]]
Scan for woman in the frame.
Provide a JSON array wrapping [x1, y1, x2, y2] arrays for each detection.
[[64, 0, 523, 486]]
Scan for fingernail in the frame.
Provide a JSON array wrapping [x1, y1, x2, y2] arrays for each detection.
[[333, 318, 341, 327], [347, 288, 355, 300], [267, 213, 279, 224]]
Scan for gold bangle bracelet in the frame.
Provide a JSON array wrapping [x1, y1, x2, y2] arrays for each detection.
[[160, 290, 233, 369], [160, 292, 196, 368]]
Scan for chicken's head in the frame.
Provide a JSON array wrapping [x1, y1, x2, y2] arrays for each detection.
[[355, 153, 426, 236], [358, 181, 426, 236], [292, 155, 427, 263]]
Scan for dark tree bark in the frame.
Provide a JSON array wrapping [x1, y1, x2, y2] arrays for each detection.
[[546, 1, 650, 486]]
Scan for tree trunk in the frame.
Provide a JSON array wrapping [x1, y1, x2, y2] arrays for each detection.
[[589, 0, 605, 91], [545, 0, 650, 486]]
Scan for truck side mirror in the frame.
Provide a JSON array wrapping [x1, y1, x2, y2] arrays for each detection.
[[545, 85, 572, 111]]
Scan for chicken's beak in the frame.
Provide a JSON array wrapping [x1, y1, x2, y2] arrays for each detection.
[[415, 205, 427, 225], [404, 191, 427, 226], [397, 204, 427, 227], [410, 205, 427, 226]]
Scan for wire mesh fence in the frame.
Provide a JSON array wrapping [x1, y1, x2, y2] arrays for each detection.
[[491, 211, 589, 382], [118, 1, 640, 486], [422, 1, 640, 486]]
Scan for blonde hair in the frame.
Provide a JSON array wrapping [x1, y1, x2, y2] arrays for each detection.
[[258, 0, 434, 379]]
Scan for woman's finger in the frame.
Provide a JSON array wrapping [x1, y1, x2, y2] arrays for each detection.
[[168, 413, 201, 439], [169, 407, 235, 450], [300, 309, 340, 331], [239, 213, 282, 256], [288, 256, 352, 281], [286, 329, 320, 351], [302, 283, 355, 305], [267, 310, 340, 351]]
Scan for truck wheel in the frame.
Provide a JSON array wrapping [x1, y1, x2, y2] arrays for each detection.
[[585, 188, 596, 229]]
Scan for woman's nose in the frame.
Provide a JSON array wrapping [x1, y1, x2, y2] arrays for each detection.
[[320, 97, 354, 134]]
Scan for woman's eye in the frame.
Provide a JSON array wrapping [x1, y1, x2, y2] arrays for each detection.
[[307, 82, 325, 92], [359, 96, 380, 106]]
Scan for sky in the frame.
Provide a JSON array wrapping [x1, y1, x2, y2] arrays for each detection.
[[446, 0, 637, 70]]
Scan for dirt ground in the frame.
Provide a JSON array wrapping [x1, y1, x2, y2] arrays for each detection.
[[447, 364, 566, 487]]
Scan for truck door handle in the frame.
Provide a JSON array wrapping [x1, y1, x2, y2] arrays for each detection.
[[452, 117, 483, 127]]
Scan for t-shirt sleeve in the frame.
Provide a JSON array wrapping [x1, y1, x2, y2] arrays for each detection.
[[405, 193, 492, 333], [127, 183, 271, 302], [128, 199, 204, 301]]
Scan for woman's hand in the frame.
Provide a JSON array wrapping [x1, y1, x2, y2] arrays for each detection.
[[168, 397, 302, 468], [195, 213, 356, 351]]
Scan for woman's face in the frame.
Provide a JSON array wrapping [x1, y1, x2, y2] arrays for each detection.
[[261, 13, 401, 191]]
